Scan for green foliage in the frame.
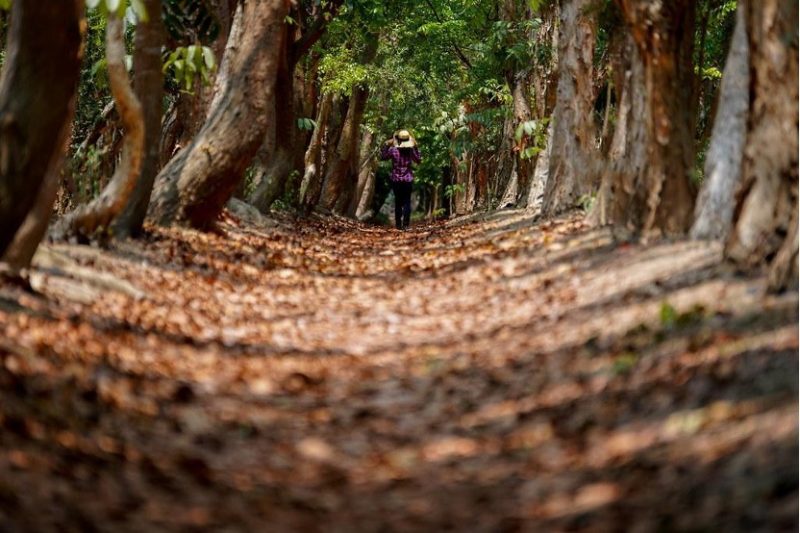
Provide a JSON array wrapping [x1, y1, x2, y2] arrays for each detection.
[[86, 0, 148, 21], [612, 352, 639, 375], [444, 183, 465, 199], [163, 45, 216, 93], [297, 118, 317, 131], [659, 302, 708, 330], [577, 193, 595, 213]]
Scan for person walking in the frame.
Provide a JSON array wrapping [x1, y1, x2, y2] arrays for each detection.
[[380, 129, 421, 230]]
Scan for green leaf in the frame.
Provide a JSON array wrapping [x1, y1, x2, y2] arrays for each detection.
[[659, 302, 677, 328], [105, 0, 121, 16], [514, 123, 525, 142], [130, 0, 148, 22], [186, 45, 197, 64], [202, 46, 216, 70]]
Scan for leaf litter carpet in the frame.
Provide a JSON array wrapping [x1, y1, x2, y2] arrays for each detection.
[[0, 210, 797, 531]]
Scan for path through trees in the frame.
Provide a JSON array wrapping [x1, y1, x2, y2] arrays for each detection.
[[1, 212, 796, 530]]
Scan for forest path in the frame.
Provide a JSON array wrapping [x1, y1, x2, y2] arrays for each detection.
[[0, 210, 797, 531]]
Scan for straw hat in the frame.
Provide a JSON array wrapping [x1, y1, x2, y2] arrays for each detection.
[[395, 129, 416, 148]]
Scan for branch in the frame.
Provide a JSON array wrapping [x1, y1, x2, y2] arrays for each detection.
[[52, 14, 144, 241], [423, 0, 473, 70], [291, 0, 343, 64]]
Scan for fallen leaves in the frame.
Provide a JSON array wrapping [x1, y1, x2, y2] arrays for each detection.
[[0, 209, 796, 530]]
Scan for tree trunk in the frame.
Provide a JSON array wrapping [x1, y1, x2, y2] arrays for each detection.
[[520, 3, 559, 210], [348, 128, 375, 216], [497, 69, 534, 208], [0, 0, 84, 256], [606, 0, 697, 235], [320, 94, 363, 212], [540, 0, 597, 216], [147, 0, 289, 229], [52, 15, 144, 242], [113, 0, 167, 238], [726, 0, 798, 292], [299, 91, 333, 209], [305, 93, 346, 212], [162, 0, 235, 160], [247, 30, 295, 214], [453, 152, 469, 215], [2, 106, 74, 271], [526, 121, 553, 215], [319, 34, 379, 213], [589, 35, 648, 230], [690, 5, 749, 241], [355, 159, 378, 220]]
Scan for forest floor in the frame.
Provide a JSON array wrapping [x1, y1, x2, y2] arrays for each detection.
[[0, 209, 797, 532]]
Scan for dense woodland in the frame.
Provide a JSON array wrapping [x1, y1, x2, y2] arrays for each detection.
[[0, 0, 797, 530]]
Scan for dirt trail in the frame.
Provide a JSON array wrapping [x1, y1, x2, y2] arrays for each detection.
[[0, 210, 797, 531]]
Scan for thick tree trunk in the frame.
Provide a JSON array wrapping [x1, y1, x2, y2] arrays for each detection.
[[540, 0, 597, 216], [52, 15, 144, 242], [0, 0, 83, 256], [247, 3, 340, 214], [319, 34, 379, 213], [2, 107, 74, 271], [590, 35, 646, 229], [113, 0, 167, 238], [319, 95, 364, 212], [726, 0, 798, 292], [163, 0, 235, 159], [247, 32, 295, 214], [690, 6, 749, 241], [148, 0, 288, 228], [611, 0, 696, 235]]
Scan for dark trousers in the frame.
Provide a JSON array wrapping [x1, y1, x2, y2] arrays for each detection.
[[392, 181, 412, 229]]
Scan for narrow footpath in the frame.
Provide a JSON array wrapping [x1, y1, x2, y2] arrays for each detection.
[[0, 210, 797, 531]]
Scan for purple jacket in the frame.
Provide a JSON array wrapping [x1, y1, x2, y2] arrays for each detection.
[[380, 145, 421, 183]]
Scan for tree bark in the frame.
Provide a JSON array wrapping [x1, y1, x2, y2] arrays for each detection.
[[726, 0, 798, 292], [590, 34, 643, 229], [148, 0, 289, 228], [299, 91, 333, 209], [0, 0, 84, 256], [304, 93, 346, 212], [348, 128, 375, 216], [247, 1, 343, 214], [526, 121, 553, 215], [161, 0, 236, 161], [540, 0, 597, 216], [595, 0, 697, 235], [113, 0, 167, 238], [355, 157, 378, 220], [247, 36, 296, 214], [2, 106, 74, 271], [53, 15, 145, 242], [690, 5, 749, 241], [319, 34, 379, 213], [521, 3, 559, 211]]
